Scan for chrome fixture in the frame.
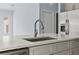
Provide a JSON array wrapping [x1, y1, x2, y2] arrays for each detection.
[[34, 19, 44, 37]]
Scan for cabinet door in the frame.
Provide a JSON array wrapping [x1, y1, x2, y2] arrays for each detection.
[[72, 48, 79, 55], [70, 39, 79, 49], [31, 45, 50, 55], [49, 44, 56, 55], [29, 44, 56, 55], [56, 41, 70, 52]]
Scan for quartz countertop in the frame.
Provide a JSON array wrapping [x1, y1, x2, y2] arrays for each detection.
[[0, 33, 79, 52]]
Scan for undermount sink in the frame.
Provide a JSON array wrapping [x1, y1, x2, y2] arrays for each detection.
[[23, 37, 56, 42]]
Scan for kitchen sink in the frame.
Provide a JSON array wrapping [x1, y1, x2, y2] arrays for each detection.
[[23, 37, 56, 42]]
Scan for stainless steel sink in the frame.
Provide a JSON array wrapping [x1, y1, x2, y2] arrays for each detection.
[[23, 37, 56, 42]]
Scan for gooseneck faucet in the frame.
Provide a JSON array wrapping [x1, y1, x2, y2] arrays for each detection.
[[34, 19, 44, 37]]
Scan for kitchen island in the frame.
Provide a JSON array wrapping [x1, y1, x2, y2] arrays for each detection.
[[0, 33, 79, 55]]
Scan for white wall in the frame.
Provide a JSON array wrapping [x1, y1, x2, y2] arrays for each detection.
[[0, 3, 15, 11], [0, 3, 39, 36], [13, 3, 39, 35], [0, 9, 13, 36]]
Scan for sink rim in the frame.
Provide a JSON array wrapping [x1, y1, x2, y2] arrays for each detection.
[[23, 36, 56, 42], [23, 36, 56, 39]]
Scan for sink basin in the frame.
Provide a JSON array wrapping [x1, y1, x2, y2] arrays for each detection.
[[23, 37, 56, 42]]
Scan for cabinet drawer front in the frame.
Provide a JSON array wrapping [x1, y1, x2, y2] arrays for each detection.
[[70, 39, 79, 49], [56, 41, 69, 52], [32, 45, 50, 55]]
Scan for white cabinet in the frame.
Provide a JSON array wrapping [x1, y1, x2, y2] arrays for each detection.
[[29, 44, 56, 55]]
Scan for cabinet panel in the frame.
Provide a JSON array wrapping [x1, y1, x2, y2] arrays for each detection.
[[56, 41, 70, 52], [70, 39, 79, 55], [29, 39, 79, 55], [29, 47, 34, 55], [32, 45, 50, 55], [29, 44, 56, 55], [72, 48, 79, 55], [70, 39, 79, 49], [49, 44, 56, 54], [54, 50, 70, 55]]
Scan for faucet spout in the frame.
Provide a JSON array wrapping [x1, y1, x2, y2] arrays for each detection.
[[34, 19, 44, 37]]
